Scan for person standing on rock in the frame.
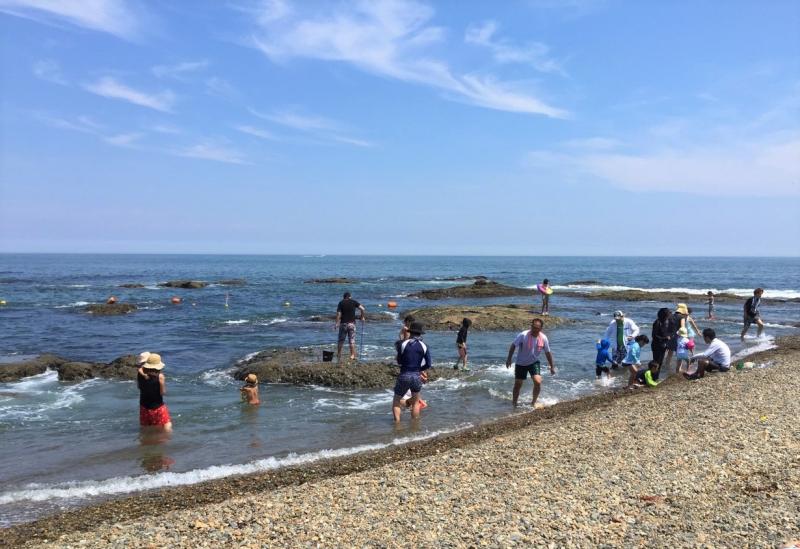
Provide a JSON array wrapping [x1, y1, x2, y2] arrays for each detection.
[[392, 322, 431, 421], [335, 292, 366, 362], [506, 318, 556, 407], [603, 311, 639, 367], [137, 352, 172, 432], [741, 288, 765, 341]]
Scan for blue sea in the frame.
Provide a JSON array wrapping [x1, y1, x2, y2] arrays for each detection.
[[1, 255, 798, 525]]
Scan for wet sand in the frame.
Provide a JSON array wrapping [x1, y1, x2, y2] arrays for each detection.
[[3, 337, 799, 547]]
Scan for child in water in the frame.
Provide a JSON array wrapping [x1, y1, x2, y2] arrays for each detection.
[[706, 291, 715, 320], [539, 278, 551, 315], [675, 327, 695, 374], [623, 335, 650, 387], [595, 338, 613, 380], [398, 314, 415, 341], [635, 361, 661, 387], [240, 373, 260, 405], [454, 317, 472, 370]]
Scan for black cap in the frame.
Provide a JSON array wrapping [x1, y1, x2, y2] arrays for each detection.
[[409, 321, 425, 335]]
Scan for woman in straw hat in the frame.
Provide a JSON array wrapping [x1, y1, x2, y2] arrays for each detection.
[[136, 352, 172, 431]]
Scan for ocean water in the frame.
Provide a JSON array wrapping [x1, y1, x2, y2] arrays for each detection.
[[0, 254, 798, 525]]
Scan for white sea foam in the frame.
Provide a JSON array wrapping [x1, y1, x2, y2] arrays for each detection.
[[199, 368, 237, 387], [254, 318, 288, 327], [312, 391, 390, 411], [236, 351, 262, 364], [224, 319, 250, 325], [731, 335, 777, 362], [548, 284, 800, 300], [0, 374, 96, 422], [68, 284, 90, 288], [0, 426, 469, 504], [54, 301, 90, 309]]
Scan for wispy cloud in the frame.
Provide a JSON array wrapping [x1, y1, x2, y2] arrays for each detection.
[[150, 123, 182, 134], [173, 143, 248, 164], [205, 77, 239, 99], [104, 132, 143, 147], [251, 108, 374, 147], [32, 59, 67, 85], [84, 77, 176, 112], [35, 112, 103, 134], [152, 60, 208, 79], [246, 0, 567, 118], [235, 125, 278, 140], [465, 20, 564, 75], [0, 0, 145, 39]]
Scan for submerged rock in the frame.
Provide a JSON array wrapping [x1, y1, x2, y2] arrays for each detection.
[[84, 303, 138, 315], [217, 279, 246, 286], [232, 348, 464, 389], [304, 278, 358, 284], [159, 280, 208, 289], [119, 283, 146, 288], [570, 289, 799, 304], [404, 304, 574, 332], [0, 354, 67, 382], [306, 312, 396, 323], [410, 280, 531, 299]]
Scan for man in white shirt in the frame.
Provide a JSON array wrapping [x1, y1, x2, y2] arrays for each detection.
[[690, 328, 732, 377], [603, 311, 640, 367], [505, 318, 556, 407]]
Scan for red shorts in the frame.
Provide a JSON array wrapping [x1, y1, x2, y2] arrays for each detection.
[[139, 404, 171, 426]]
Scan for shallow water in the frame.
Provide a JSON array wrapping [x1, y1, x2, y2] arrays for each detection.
[[1, 255, 797, 525]]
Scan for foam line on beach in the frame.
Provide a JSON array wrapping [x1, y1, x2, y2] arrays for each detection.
[[0, 426, 470, 505]]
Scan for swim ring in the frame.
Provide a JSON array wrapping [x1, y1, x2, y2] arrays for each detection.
[[536, 284, 553, 295]]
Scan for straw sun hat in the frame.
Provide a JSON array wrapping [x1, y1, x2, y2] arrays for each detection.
[[138, 351, 165, 370], [245, 373, 258, 384]]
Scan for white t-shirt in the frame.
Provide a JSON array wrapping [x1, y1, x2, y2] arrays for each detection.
[[512, 330, 551, 366], [696, 338, 731, 367]]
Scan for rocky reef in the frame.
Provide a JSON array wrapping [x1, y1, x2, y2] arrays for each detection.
[[404, 304, 574, 331]]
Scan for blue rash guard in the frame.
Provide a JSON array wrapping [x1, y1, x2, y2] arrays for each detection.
[[595, 339, 613, 366], [397, 338, 432, 374]]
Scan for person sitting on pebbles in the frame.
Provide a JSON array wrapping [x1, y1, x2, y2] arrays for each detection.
[[689, 328, 732, 376], [240, 373, 260, 405], [392, 321, 432, 422]]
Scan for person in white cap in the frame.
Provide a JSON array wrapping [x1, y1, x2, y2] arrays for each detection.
[[137, 352, 172, 431], [603, 311, 640, 367]]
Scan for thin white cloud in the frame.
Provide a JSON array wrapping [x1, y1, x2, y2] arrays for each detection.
[[248, 0, 567, 118], [150, 123, 182, 134], [235, 125, 278, 140], [250, 108, 374, 147], [525, 133, 800, 196], [35, 112, 102, 134], [0, 0, 143, 39], [152, 60, 208, 79], [84, 77, 176, 112], [465, 20, 564, 75], [32, 59, 67, 85], [205, 77, 238, 99], [104, 132, 143, 147], [173, 144, 248, 164]]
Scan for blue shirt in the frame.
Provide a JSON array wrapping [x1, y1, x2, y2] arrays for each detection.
[[397, 338, 432, 374], [595, 340, 613, 366], [623, 341, 641, 365]]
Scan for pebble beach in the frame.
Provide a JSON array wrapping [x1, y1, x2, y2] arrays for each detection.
[[4, 336, 798, 548]]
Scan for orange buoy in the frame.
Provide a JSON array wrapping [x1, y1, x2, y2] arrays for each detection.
[[106, 296, 118, 304], [171, 296, 182, 304], [387, 301, 398, 308]]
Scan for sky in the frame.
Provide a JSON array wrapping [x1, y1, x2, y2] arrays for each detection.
[[0, 0, 798, 255]]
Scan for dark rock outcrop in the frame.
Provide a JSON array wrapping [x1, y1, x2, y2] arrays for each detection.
[[119, 283, 145, 288], [570, 290, 799, 304], [159, 280, 208, 289], [306, 312, 395, 323], [304, 278, 357, 284], [0, 354, 67, 382], [84, 303, 138, 315], [404, 304, 574, 331], [410, 280, 532, 299], [57, 355, 139, 382], [232, 348, 464, 389]]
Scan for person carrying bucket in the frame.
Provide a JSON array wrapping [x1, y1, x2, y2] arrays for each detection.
[[335, 291, 366, 362]]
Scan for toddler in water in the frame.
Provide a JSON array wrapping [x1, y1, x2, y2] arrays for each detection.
[[240, 373, 260, 405], [623, 335, 650, 387], [706, 291, 715, 320], [594, 339, 613, 380], [675, 327, 695, 374]]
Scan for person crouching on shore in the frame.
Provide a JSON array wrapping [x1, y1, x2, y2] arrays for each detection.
[[392, 322, 431, 422], [137, 352, 172, 432], [240, 373, 260, 405], [635, 361, 662, 387], [689, 328, 732, 377]]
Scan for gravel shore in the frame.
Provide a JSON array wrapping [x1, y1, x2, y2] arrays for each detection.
[[4, 337, 799, 548]]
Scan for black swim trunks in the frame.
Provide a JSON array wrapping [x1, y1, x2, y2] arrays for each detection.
[[515, 362, 542, 379]]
